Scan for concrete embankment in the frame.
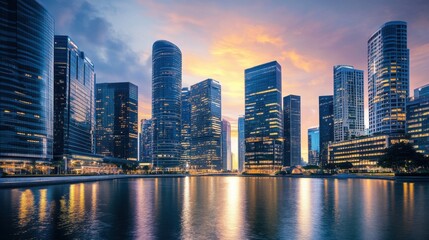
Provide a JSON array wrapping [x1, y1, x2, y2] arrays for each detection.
[[0, 174, 186, 188]]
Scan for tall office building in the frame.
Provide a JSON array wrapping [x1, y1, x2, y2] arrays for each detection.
[[333, 65, 364, 142], [152, 40, 182, 168], [319, 95, 334, 166], [181, 87, 192, 163], [221, 119, 232, 171], [245, 61, 283, 172], [407, 85, 429, 156], [95, 82, 138, 161], [238, 116, 245, 172], [368, 21, 409, 135], [139, 119, 153, 163], [308, 127, 320, 166], [190, 79, 222, 170], [53, 35, 96, 163], [0, 0, 54, 169], [283, 95, 301, 166]]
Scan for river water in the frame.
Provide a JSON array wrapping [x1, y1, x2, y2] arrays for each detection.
[[0, 177, 428, 239]]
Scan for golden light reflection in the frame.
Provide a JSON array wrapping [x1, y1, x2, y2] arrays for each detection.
[[219, 177, 243, 239], [135, 179, 154, 237], [19, 189, 35, 226], [91, 183, 98, 218], [297, 178, 312, 239], [39, 189, 47, 222], [402, 182, 415, 217]]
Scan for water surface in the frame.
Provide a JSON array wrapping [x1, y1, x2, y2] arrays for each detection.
[[1, 177, 428, 239]]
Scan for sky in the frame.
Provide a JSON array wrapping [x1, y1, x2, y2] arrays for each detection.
[[39, 0, 429, 167]]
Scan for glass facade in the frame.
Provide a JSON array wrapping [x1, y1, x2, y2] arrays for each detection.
[[333, 65, 364, 142], [238, 116, 245, 172], [152, 40, 182, 168], [407, 85, 429, 156], [139, 119, 153, 163], [95, 82, 138, 161], [190, 79, 222, 170], [181, 87, 191, 163], [0, 0, 54, 164], [53, 36, 95, 162], [244, 61, 283, 172], [308, 127, 320, 166], [368, 21, 409, 135], [319, 95, 334, 166], [283, 95, 301, 167], [221, 119, 231, 171]]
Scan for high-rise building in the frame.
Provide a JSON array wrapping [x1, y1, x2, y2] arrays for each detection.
[[333, 65, 364, 142], [152, 40, 182, 168], [319, 95, 334, 166], [283, 95, 301, 166], [407, 85, 429, 156], [238, 115, 245, 172], [139, 119, 153, 163], [0, 0, 54, 170], [53, 35, 96, 164], [181, 87, 192, 163], [95, 82, 138, 161], [221, 119, 232, 171], [244, 61, 283, 172], [368, 21, 409, 135], [308, 127, 320, 166], [190, 79, 222, 170]]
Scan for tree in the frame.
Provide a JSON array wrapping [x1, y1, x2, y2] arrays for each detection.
[[337, 162, 353, 170], [378, 142, 425, 173]]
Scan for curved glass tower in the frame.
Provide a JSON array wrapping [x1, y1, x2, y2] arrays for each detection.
[[152, 40, 182, 168], [0, 0, 54, 166], [368, 21, 409, 135]]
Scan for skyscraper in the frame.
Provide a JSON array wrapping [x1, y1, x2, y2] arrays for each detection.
[[368, 21, 409, 135], [221, 119, 232, 171], [319, 95, 334, 166], [283, 95, 301, 166], [181, 87, 192, 163], [333, 65, 364, 142], [0, 0, 54, 170], [190, 79, 222, 170], [407, 85, 429, 156], [245, 61, 283, 172], [95, 82, 138, 161], [139, 119, 153, 163], [238, 116, 245, 172], [152, 40, 182, 168], [308, 127, 320, 166], [53, 36, 96, 163]]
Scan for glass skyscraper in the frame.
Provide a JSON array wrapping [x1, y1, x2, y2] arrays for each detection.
[[283, 95, 301, 166], [0, 0, 54, 168], [139, 119, 153, 163], [319, 95, 334, 166], [407, 85, 429, 156], [221, 119, 232, 171], [333, 65, 364, 142], [368, 21, 409, 135], [53, 36, 96, 163], [95, 82, 138, 161], [244, 61, 283, 172], [190, 79, 222, 170], [238, 116, 245, 172], [181, 87, 192, 163], [308, 127, 320, 166], [152, 40, 182, 168]]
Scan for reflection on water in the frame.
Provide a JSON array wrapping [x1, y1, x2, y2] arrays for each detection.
[[1, 177, 429, 239]]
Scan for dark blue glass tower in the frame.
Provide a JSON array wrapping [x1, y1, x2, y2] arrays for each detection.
[[139, 119, 153, 163], [53, 36, 96, 163], [190, 79, 222, 170], [152, 40, 182, 169], [238, 116, 245, 172], [244, 61, 283, 172], [283, 95, 301, 167], [181, 87, 191, 163], [95, 82, 138, 161], [308, 127, 320, 166], [0, 0, 54, 169], [319, 95, 334, 166]]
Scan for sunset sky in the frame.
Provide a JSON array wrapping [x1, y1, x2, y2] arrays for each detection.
[[40, 0, 429, 165]]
